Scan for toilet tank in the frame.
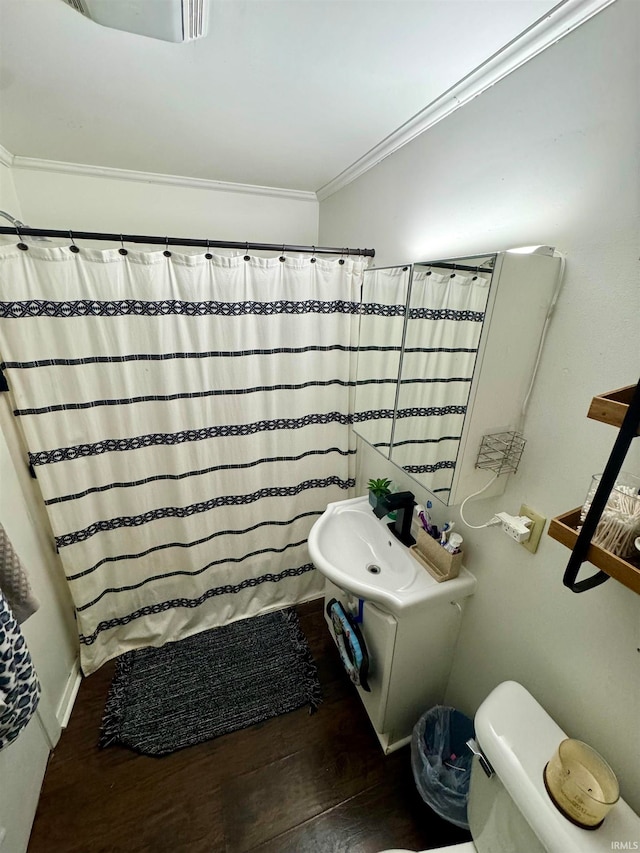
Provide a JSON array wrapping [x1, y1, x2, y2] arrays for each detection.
[[468, 745, 547, 852], [469, 681, 640, 853]]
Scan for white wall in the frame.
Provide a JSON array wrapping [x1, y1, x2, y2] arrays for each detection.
[[0, 402, 80, 853], [0, 400, 78, 715], [11, 166, 319, 246], [0, 159, 79, 853], [321, 0, 640, 811], [0, 160, 21, 219]]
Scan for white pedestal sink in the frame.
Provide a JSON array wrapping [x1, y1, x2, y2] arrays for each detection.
[[308, 495, 476, 614], [309, 495, 477, 753]]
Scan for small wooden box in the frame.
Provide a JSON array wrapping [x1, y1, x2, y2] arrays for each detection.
[[410, 528, 463, 582], [548, 507, 640, 595], [587, 385, 639, 433]]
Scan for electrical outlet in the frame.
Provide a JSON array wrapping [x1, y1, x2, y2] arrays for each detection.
[[496, 511, 531, 542], [519, 504, 546, 554]]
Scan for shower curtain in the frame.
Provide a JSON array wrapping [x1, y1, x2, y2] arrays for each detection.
[[0, 244, 364, 673], [392, 269, 491, 496]]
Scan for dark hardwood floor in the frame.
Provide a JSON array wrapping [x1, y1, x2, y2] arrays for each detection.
[[28, 600, 472, 853]]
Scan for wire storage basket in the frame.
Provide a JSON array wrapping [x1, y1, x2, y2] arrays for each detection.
[[475, 431, 526, 476]]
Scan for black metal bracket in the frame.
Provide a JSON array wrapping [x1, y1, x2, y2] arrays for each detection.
[[563, 380, 640, 593]]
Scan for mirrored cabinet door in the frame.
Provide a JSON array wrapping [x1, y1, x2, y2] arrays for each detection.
[[352, 249, 561, 506], [353, 265, 411, 454], [391, 258, 494, 500]]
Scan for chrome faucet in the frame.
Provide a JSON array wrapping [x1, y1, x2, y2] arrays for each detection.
[[372, 490, 416, 547]]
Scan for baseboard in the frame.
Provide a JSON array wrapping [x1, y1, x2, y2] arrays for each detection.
[[56, 659, 82, 729]]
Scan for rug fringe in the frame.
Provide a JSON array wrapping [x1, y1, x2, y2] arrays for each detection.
[[98, 652, 134, 749], [99, 608, 322, 752], [282, 608, 323, 714]]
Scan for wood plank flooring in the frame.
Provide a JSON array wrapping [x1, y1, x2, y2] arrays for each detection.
[[28, 600, 472, 853]]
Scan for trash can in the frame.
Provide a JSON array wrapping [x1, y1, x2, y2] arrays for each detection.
[[411, 705, 475, 829]]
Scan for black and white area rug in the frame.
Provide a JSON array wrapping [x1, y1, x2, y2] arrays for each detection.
[[98, 607, 322, 756]]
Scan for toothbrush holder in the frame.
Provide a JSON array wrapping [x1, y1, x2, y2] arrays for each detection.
[[410, 528, 463, 582]]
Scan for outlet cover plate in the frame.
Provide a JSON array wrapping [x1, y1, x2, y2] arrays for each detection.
[[519, 504, 546, 554]]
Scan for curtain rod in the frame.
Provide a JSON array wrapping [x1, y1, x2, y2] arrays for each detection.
[[418, 261, 494, 273], [0, 226, 375, 259]]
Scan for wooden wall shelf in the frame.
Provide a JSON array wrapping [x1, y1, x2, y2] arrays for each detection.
[[549, 508, 640, 595], [548, 382, 640, 595], [587, 384, 639, 433]]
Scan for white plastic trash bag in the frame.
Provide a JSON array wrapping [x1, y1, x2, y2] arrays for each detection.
[[411, 705, 475, 829]]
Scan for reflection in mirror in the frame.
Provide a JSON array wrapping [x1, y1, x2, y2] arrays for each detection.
[[391, 256, 494, 500], [353, 265, 411, 455]]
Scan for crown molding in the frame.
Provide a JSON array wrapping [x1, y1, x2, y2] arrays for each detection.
[[316, 0, 616, 202], [10, 155, 318, 203], [1, 0, 614, 203], [0, 143, 14, 169]]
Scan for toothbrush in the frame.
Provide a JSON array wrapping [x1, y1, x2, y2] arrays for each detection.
[[440, 521, 455, 547], [423, 501, 434, 533], [416, 504, 432, 533]]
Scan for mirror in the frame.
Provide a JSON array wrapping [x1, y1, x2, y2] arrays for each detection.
[[354, 255, 495, 501], [353, 265, 412, 454]]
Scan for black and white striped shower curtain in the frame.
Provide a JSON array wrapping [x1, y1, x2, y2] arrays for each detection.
[[0, 244, 364, 673], [392, 269, 491, 495], [354, 266, 490, 497]]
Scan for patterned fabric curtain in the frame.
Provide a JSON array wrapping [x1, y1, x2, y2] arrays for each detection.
[[0, 244, 364, 673], [352, 265, 411, 453], [392, 270, 491, 496], [354, 266, 491, 500]]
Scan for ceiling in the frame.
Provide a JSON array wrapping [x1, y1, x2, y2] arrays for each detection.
[[0, 0, 561, 193]]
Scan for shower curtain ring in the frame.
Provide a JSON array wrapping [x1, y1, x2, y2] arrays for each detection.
[[15, 223, 28, 251], [68, 230, 80, 254], [338, 248, 345, 265], [119, 235, 128, 256], [279, 244, 286, 262], [244, 242, 250, 261], [163, 237, 172, 258], [450, 264, 456, 278], [310, 246, 316, 263], [205, 239, 212, 260]]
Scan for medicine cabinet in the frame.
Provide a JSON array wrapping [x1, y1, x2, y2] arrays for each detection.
[[354, 249, 562, 505]]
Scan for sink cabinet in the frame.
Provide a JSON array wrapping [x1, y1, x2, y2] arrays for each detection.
[[323, 578, 470, 754]]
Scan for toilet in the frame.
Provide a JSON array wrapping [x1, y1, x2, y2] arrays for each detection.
[[380, 680, 640, 853]]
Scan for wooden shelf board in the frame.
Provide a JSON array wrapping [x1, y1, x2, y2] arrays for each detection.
[[548, 508, 640, 595], [587, 385, 639, 433]]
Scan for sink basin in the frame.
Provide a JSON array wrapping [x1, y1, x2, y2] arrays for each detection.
[[308, 495, 476, 614]]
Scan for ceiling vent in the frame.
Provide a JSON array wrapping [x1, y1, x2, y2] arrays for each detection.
[[60, 0, 209, 43]]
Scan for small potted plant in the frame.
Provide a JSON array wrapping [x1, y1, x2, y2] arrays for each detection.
[[368, 477, 392, 509]]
